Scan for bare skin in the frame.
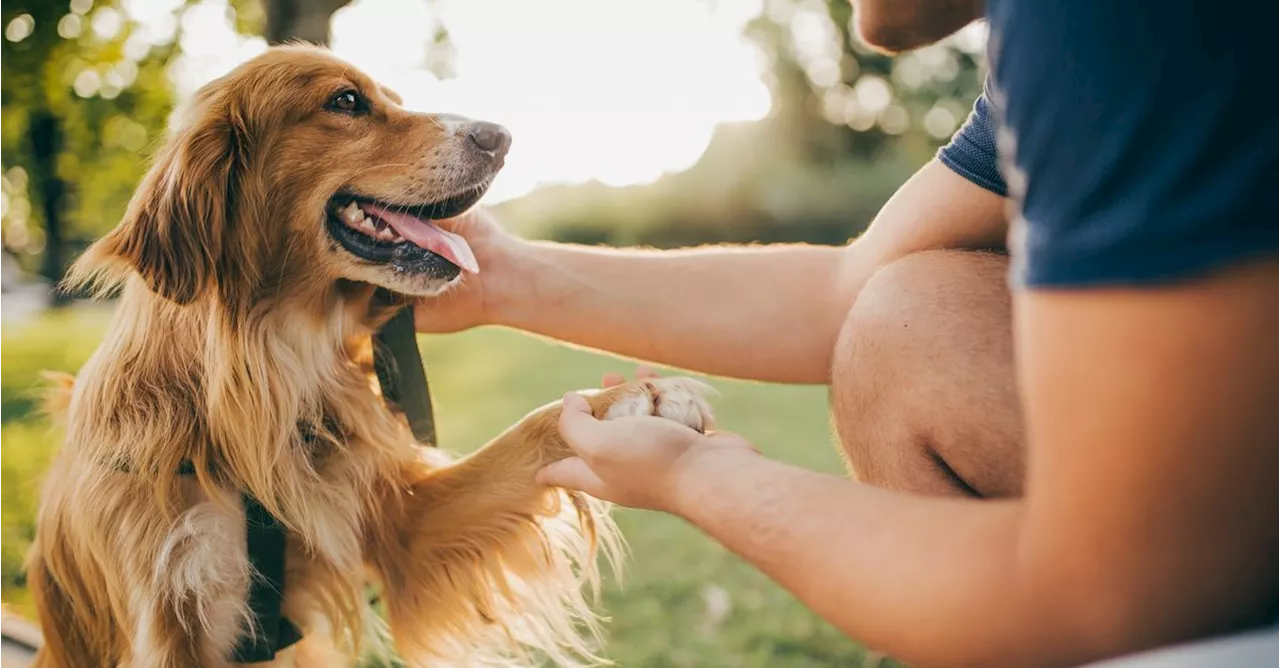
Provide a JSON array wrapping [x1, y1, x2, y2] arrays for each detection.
[[832, 249, 1023, 497]]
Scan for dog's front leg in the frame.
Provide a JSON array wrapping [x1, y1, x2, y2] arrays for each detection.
[[367, 377, 713, 667]]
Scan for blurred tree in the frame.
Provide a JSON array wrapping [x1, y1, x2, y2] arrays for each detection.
[[510, 0, 988, 249], [2, 2, 182, 300], [745, 0, 984, 163], [262, 0, 346, 44]]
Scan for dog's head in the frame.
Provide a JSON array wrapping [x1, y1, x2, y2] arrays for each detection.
[[76, 45, 507, 306]]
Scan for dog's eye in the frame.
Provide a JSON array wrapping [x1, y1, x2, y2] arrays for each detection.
[[326, 90, 365, 114]]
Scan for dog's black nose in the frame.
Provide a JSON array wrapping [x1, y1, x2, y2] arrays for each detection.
[[467, 122, 511, 159]]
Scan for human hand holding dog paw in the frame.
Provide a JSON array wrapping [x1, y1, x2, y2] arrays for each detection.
[[536, 389, 759, 515]]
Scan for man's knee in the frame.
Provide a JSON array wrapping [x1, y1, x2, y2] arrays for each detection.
[[830, 250, 1009, 409], [830, 251, 969, 489], [829, 250, 1017, 495], [843, 250, 1011, 335]]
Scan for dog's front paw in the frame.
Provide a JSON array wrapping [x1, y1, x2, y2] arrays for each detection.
[[599, 377, 716, 433]]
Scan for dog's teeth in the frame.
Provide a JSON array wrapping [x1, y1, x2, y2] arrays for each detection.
[[360, 219, 377, 234], [376, 227, 397, 241], [343, 203, 364, 225]]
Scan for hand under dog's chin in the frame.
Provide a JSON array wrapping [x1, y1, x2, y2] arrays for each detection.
[[339, 263, 462, 298], [391, 274, 461, 298]]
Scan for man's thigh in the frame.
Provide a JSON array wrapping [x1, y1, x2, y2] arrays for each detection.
[[830, 250, 1025, 497]]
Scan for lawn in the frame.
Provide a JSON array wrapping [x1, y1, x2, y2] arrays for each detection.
[[1, 307, 884, 667]]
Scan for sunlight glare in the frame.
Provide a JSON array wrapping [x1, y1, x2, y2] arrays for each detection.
[[165, 0, 770, 203]]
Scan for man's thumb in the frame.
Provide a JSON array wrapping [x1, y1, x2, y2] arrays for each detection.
[[558, 392, 602, 450], [536, 457, 605, 495]]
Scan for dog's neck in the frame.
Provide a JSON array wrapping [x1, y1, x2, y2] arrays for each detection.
[[70, 278, 408, 535]]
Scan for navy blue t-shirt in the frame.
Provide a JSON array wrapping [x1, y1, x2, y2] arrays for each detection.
[[937, 77, 1007, 199], [940, 0, 1277, 288]]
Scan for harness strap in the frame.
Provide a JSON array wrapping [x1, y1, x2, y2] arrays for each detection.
[[372, 304, 438, 445], [230, 301, 435, 662], [230, 493, 302, 663], [166, 462, 301, 663]]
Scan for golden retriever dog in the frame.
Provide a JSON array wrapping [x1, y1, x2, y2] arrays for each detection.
[[27, 45, 713, 667]]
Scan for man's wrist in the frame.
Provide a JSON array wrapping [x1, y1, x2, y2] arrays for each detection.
[[480, 234, 542, 327], [667, 441, 764, 521]]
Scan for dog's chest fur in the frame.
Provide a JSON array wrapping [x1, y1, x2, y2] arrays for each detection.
[[52, 286, 418, 662]]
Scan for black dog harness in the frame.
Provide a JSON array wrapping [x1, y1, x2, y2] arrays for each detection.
[[190, 305, 435, 663]]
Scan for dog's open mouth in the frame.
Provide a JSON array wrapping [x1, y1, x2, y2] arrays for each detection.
[[325, 187, 484, 277]]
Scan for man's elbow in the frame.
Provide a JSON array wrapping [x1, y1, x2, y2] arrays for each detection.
[[897, 587, 1161, 668], [998, 561, 1277, 667]]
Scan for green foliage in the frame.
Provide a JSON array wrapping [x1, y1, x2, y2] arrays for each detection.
[[746, 0, 984, 160], [1, 2, 189, 276], [1, 307, 111, 611], [1, 309, 902, 667]]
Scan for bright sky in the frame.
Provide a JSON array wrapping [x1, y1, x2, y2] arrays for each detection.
[[155, 0, 772, 203]]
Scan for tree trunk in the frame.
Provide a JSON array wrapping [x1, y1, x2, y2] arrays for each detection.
[[29, 109, 68, 306], [263, 0, 349, 45]]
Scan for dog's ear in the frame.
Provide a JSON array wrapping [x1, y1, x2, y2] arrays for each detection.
[[72, 88, 251, 305]]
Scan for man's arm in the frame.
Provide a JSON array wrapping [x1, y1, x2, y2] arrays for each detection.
[[853, 0, 984, 54], [451, 160, 1005, 383], [546, 259, 1277, 666]]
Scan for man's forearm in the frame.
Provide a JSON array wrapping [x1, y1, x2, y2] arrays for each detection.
[[668, 451, 1103, 668], [492, 241, 851, 383], [484, 160, 1007, 383]]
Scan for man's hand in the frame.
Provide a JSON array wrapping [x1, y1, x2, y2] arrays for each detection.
[[537, 385, 759, 514], [413, 207, 519, 333]]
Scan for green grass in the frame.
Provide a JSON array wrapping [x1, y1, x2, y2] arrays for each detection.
[[2, 307, 884, 667]]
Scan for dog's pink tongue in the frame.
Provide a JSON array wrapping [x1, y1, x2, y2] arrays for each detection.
[[360, 203, 479, 274]]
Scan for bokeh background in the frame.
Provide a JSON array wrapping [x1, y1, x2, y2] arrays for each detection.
[[1, 1, 985, 665]]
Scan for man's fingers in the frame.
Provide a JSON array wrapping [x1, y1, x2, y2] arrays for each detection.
[[604, 366, 658, 387], [433, 206, 482, 231], [536, 457, 605, 495], [559, 392, 606, 454]]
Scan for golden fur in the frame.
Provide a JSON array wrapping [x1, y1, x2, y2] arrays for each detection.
[[27, 46, 713, 667]]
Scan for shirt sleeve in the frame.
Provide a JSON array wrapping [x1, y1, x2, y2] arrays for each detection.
[[937, 76, 1008, 198]]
